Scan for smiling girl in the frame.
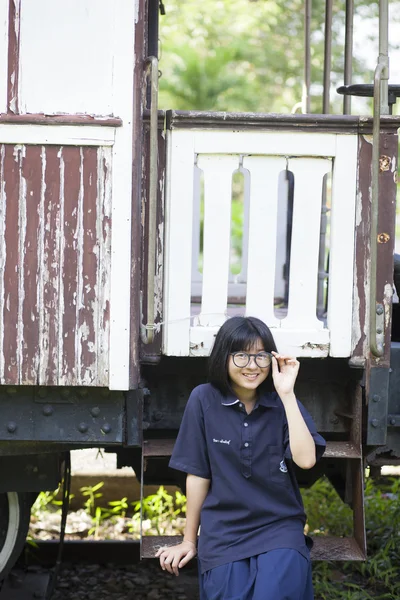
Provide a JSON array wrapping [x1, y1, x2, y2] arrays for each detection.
[[156, 316, 326, 600]]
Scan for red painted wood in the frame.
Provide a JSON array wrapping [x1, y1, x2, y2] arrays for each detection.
[[61, 146, 81, 384], [41, 146, 61, 385], [80, 147, 98, 383], [3, 145, 20, 382], [21, 145, 42, 384]]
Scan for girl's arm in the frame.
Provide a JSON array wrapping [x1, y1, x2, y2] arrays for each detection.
[[271, 352, 316, 469], [156, 473, 210, 576], [280, 391, 316, 469]]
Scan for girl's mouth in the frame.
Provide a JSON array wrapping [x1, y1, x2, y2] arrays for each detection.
[[242, 373, 259, 380]]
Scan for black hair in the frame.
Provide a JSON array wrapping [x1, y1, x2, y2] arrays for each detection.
[[208, 316, 278, 396]]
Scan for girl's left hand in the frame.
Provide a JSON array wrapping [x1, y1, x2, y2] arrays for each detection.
[[271, 351, 300, 399]]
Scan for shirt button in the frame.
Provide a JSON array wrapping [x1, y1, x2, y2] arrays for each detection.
[[244, 442, 249, 447], [239, 403, 243, 408], [244, 422, 248, 427]]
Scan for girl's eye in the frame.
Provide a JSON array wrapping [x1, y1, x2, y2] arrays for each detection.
[[235, 353, 247, 359]]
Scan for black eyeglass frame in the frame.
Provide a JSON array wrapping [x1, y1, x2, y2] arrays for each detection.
[[229, 351, 272, 368]]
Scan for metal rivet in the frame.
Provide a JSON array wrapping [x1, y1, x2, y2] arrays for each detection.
[[42, 405, 53, 416], [390, 418, 396, 426], [91, 407, 101, 418], [7, 422, 17, 433], [78, 423, 88, 433], [372, 395, 380, 403], [371, 419, 379, 428], [376, 328, 383, 335], [101, 423, 112, 434], [376, 305, 384, 316]]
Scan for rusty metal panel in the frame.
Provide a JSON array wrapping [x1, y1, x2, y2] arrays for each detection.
[[0, 144, 112, 387]]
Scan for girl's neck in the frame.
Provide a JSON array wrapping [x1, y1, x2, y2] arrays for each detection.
[[231, 386, 257, 409]]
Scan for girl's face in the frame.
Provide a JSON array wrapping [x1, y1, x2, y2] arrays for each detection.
[[228, 339, 270, 398]]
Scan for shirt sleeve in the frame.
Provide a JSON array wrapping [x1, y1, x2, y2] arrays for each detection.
[[169, 387, 211, 479], [283, 399, 326, 462]]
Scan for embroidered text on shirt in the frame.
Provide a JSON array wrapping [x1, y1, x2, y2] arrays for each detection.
[[213, 438, 231, 445]]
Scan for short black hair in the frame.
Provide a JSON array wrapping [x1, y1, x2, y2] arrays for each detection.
[[208, 316, 278, 396]]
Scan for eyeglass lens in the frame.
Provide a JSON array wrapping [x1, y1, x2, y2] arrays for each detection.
[[232, 352, 271, 368]]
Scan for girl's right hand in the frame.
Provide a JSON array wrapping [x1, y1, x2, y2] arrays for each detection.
[[155, 540, 197, 576]]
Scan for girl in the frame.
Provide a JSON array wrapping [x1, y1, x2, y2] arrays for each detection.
[[156, 316, 326, 600]]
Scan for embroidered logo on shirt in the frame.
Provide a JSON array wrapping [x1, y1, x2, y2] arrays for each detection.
[[279, 459, 288, 473], [213, 438, 231, 445]]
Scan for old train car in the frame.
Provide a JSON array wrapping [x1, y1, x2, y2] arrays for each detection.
[[0, 0, 400, 579]]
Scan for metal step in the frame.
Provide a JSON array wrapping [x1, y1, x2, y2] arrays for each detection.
[[142, 439, 362, 459], [141, 534, 366, 561]]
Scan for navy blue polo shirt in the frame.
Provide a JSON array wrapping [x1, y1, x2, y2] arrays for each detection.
[[169, 383, 326, 574]]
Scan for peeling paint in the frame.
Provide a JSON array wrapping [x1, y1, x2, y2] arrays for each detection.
[[0, 143, 112, 386]]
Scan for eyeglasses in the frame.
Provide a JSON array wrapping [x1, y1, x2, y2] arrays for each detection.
[[230, 351, 272, 368]]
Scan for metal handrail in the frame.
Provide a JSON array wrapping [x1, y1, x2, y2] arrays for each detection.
[[142, 56, 159, 344], [370, 62, 385, 357]]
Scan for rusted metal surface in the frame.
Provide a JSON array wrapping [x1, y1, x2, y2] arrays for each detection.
[[0, 144, 112, 386], [7, 0, 21, 114], [323, 441, 361, 459], [143, 438, 175, 457], [0, 114, 122, 126], [141, 534, 366, 561], [166, 110, 400, 134]]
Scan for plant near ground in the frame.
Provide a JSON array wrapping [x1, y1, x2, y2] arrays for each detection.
[[79, 482, 105, 516], [131, 486, 187, 535]]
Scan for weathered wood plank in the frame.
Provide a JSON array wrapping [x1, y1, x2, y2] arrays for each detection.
[[39, 145, 61, 385], [3, 144, 20, 383], [20, 145, 41, 384], [79, 147, 98, 384], [60, 146, 80, 384]]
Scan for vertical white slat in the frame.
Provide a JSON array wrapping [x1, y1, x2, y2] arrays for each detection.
[[328, 135, 358, 356], [163, 129, 196, 355], [244, 156, 286, 327], [108, 2, 135, 389], [282, 157, 331, 330], [197, 154, 238, 326]]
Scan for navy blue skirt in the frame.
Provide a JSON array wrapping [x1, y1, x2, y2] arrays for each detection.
[[199, 548, 313, 600]]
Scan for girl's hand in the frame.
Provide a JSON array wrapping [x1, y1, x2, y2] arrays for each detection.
[[271, 351, 300, 399], [155, 540, 197, 576]]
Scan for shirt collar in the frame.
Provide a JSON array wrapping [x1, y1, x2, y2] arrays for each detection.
[[221, 390, 278, 408]]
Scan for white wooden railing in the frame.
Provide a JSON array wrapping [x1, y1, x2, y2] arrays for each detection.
[[163, 128, 358, 358]]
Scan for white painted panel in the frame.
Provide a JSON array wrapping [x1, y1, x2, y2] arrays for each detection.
[[163, 129, 196, 355], [0, 1, 8, 113], [189, 325, 329, 358], [197, 154, 238, 326], [193, 130, 337, 158], [108, 2, 135, 390], [282, 158, 331, 330], [0, 124, 115, 146], [328, 135, 358, 356], [244, 156, 285, 326], [19, 0, 116, 115]]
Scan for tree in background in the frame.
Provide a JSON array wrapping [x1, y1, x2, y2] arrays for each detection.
[[158, 0, 385, 113]]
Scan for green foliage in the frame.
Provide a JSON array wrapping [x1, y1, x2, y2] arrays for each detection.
[[302, 476, 400, 599], [159, 0, 384, 114], [80, 481, 105, 516], [131, 486, 187, 535]]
